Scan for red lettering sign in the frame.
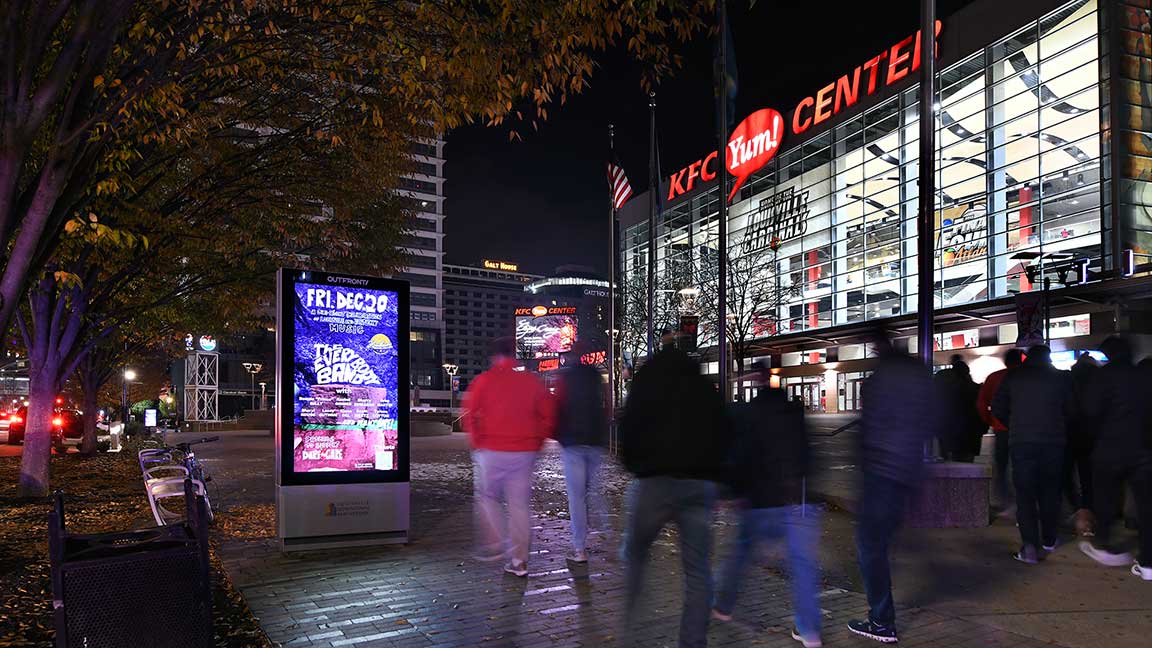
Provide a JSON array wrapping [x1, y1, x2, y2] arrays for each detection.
[[515, 305, 578, 317], [666, 20, 943, 203], [580, 351, 607, 366]]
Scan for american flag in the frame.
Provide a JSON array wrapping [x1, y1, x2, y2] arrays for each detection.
[[607, 155, 633, 210]]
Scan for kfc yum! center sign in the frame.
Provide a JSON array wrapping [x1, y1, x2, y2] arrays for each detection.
[[668, 20, 942, 204]]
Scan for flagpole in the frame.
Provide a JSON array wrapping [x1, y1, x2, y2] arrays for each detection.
[[916, 0, 936, 369], [647, 92, 658, 358], [716, 0, 730, 402], [608, 124, 619, 412]]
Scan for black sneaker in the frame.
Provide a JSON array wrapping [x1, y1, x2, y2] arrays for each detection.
[[1013, 545, 1040, 565], [847, 619, 898, 643]]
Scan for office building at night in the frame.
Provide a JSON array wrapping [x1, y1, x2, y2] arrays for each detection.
[[443, 262, 542, 391]]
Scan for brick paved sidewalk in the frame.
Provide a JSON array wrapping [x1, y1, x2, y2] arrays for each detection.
[[217, 455, 1075, 648]]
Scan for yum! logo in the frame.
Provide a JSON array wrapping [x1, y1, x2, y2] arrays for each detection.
[[725, 108, 784, 202], [665, 108, 784, 203]]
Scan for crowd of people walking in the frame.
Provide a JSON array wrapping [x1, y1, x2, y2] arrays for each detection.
[[462, 331, 1152, 647]]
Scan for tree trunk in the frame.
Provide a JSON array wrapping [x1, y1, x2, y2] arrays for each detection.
[[16, 370, 58, 498]]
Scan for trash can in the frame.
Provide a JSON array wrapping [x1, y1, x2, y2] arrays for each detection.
[[49, 481, 212, 648]]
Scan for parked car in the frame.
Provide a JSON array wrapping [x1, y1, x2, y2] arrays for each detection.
[[6, 407, 26, 444], [51, 409, 85, 453], [6, 406, 84, 451]]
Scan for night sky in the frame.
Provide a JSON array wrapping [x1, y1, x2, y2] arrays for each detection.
[[445, 0, 976, 277]]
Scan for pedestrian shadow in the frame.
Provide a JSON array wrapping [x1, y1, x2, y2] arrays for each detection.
[[893, 519, 1037, 609]]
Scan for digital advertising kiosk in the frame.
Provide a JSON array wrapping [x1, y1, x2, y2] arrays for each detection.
[[275, 269, 410, 551]]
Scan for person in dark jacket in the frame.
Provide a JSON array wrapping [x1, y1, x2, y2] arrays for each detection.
[[712, 363, 822, 648], [555, 343, 610, 563], [977, 349, 1024, 511], [848, 333, 937, 644], [1078, 336, 1152, 580], [1065, 352, 1100, 536], [992, 344, 1073, 565], [935, 355, 983, 462], [619, 333, 731, 648]]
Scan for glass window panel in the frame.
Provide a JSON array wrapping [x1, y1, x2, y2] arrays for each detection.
[[1039, 2, 1098, 53], [1041, 102, 1099, 140]]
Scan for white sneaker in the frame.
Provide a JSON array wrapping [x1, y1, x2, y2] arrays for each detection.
[[791, 628, 823, 647], [1079, 541, 1134, 567], [1133, 562, 1152, 581], [503, 560, 528, 577]]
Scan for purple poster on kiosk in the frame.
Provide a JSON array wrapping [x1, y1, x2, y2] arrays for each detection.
[[291, 283, 400, 473]]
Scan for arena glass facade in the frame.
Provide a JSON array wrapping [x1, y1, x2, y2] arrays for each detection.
[[618, 0, 1152, 408]]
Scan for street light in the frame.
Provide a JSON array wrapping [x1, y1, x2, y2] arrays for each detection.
[[242, 362, 263, 411], [122, 368, 137, 422], [441, 363, 459, 410], [259, 381, 267, 411]]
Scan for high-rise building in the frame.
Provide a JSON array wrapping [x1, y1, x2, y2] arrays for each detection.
[[395, 137, 448, 405], [443, 261, 542, 392]]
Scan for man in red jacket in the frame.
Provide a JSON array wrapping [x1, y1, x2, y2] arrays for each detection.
[[464, 336, 554, 577], [977, 349, 1023, 512]]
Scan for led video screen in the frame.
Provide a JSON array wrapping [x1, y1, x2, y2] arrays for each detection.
[[515, 314, 578, 356]]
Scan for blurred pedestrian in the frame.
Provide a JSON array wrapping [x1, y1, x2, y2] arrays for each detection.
[[935, 354, 983, 462], [555, 342, 610, 563], [848, 332, 936, 644], [463, 336, 554, 577], [619, 331, 731, 648], [992, 345, 1073, 564], [712, 363, 822, 647], [977, 349, 1024, 513], [1066, 351, 1100, 536], [1078, 336, 1152, 580]]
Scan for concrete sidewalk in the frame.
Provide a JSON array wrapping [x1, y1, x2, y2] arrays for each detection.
[[196, 429, 1149, 647]]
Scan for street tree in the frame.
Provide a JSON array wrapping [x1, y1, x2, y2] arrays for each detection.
[[0, 0, 711, 342], [695, 232, 803, 395], [12, 120, 408, 496], [618, 269, 680, 369]]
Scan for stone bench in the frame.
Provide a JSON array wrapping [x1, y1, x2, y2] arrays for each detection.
[[907, 461, 991, 528]]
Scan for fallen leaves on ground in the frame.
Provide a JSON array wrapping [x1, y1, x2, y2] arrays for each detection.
[[0, 443, 271, 647]]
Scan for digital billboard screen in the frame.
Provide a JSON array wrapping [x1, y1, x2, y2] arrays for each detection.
[[279, 271, 409, 485], [516, 314, 578, 357]]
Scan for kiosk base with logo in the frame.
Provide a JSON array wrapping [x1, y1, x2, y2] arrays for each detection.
[[275, 269, 411, 551]]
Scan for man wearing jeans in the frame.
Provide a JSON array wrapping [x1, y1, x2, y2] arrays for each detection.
[[848, 333, 936, 644], [619, 334, 729, 648], [555, 344, 610, 563], [993, 345, 1072, 565], [712, 365, 821, 647], [464, 337, 554, 577]]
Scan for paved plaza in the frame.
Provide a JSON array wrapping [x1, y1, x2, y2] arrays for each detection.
[[197, 425, 1151, 648]]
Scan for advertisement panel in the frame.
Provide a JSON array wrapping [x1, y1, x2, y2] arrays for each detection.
[[280, 271, 409, 482], [276, 269, 410, 550]]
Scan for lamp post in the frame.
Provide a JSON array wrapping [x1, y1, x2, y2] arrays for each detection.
[[259, 381, 267, 411], [442, 363, 459, 410], [242, 362, 263, 411], [122, 369, 136, 422]]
